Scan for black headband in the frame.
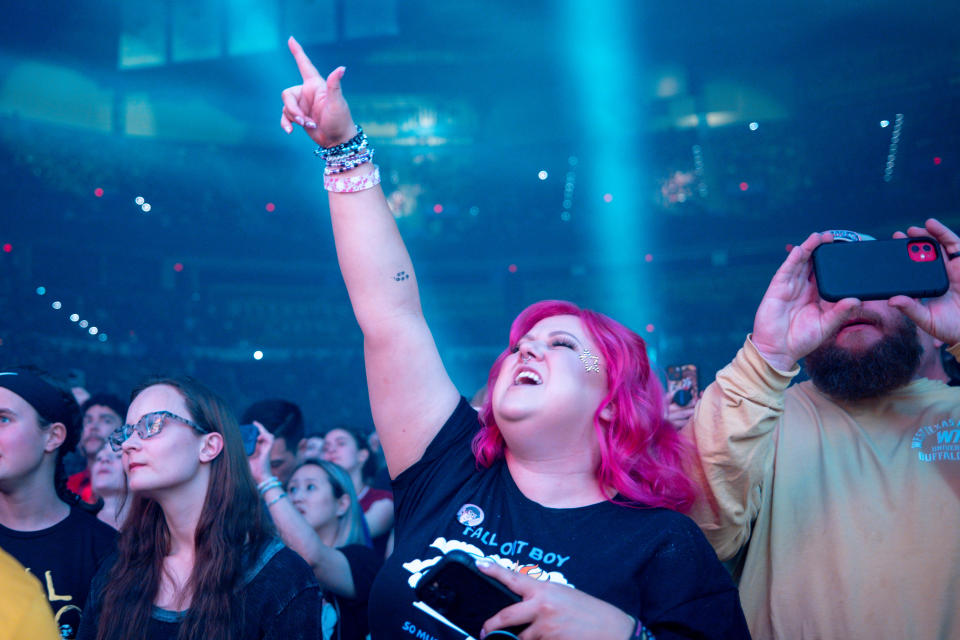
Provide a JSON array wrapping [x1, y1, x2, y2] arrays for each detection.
[[0, 368, 78, 427]]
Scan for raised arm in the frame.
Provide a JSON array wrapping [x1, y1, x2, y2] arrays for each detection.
[[682, 231, 862, 558], [249, 426, 358, 597], [280, 37, 459, 478]]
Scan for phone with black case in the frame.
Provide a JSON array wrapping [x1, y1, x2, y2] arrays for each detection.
[[812, 236, 949, 302], [414, 550, 526, 638]]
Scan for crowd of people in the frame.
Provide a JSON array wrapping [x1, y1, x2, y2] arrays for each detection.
[[2, 37, 959, 640]]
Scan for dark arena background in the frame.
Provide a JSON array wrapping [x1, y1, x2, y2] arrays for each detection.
[[1, 0, 958, 426]]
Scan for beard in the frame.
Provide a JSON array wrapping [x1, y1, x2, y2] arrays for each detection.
[[804, 316, 922, 402]]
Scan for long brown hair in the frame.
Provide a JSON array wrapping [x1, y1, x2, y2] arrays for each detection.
[[95, 376, 274, 640]]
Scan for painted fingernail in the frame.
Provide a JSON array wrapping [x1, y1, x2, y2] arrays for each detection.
[[305, 121, 318, 129], [295, 116, 305, 126], [475, 557, 493, 568]]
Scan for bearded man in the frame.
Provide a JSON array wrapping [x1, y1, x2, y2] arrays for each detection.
[[682, 220, 960, 640]]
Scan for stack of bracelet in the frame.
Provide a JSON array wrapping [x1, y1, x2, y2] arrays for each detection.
[[257, 475, 287, 507], [316, 125, 381, 193]]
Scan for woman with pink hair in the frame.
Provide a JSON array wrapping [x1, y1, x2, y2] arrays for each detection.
[[279, 38, 748, 640]]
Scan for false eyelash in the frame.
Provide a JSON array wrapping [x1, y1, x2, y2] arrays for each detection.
[[551, 338, 577, 349]]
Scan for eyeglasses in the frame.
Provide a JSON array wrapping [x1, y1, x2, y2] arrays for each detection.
[[108, 410, 209, 452]]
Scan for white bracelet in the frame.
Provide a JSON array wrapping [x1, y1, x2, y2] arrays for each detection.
[[324, 164, 380, 193]]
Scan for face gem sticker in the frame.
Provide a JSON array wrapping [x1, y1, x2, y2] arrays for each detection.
[[579, 348, 601, 373]]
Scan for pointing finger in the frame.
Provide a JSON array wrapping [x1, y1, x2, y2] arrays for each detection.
[[288, 36, 321, 81]]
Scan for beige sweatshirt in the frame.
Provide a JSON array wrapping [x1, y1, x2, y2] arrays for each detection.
[[683, 338, 960, 640]]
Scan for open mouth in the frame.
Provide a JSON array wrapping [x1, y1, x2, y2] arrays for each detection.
[[838, 317, 877, 332], [514, 370, 542, 386]]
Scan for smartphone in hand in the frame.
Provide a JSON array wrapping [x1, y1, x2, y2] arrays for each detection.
[[414, 550, 526, 638], [812, 236, 949, 302], [666, 364, 698, 407]]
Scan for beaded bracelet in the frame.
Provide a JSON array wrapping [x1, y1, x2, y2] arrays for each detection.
[[324, 144, 369, 167], [314, 125, 365, 159], [324, 150, 375, 175], [324, 165, 381, 193], [265, 492, 287, 507]]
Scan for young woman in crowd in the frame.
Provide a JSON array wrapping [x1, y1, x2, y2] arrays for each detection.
[[89, 445, 129, 530], [77, 376, 321, 640], [249, 427, 383, 640], [278, 37, 749, 639], [321, 425, 393, 555], [0, 367, 115, 640]]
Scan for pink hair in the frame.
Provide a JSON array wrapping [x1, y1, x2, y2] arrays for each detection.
[[472, 300, 697, 512]]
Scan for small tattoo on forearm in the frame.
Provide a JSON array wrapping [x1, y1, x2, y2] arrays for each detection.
[[393, 271, 410, 282]]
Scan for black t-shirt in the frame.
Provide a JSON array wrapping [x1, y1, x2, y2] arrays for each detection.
[[325, 544, 383, 640], [368, 398, 750, 640], [77, 539, 321, 640], [0, 506, 116, 639]]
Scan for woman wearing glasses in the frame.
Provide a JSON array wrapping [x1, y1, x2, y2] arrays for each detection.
[[77, 377, 322, 640], [248, 432, 383, 640]]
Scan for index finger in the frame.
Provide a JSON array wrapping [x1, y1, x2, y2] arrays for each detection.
[[476, 558, 537, 598], [287, 36, 321, 81]]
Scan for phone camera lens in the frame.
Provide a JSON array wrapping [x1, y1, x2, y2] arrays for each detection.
[[911, 245, 920, 253], [923, 244, 933, 252]]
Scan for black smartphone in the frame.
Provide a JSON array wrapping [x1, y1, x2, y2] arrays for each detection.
[[239, 423, 259, 457], [812, 236, 949, 302], [414, 550, 526, 638], [666, 364, 698, 407]]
